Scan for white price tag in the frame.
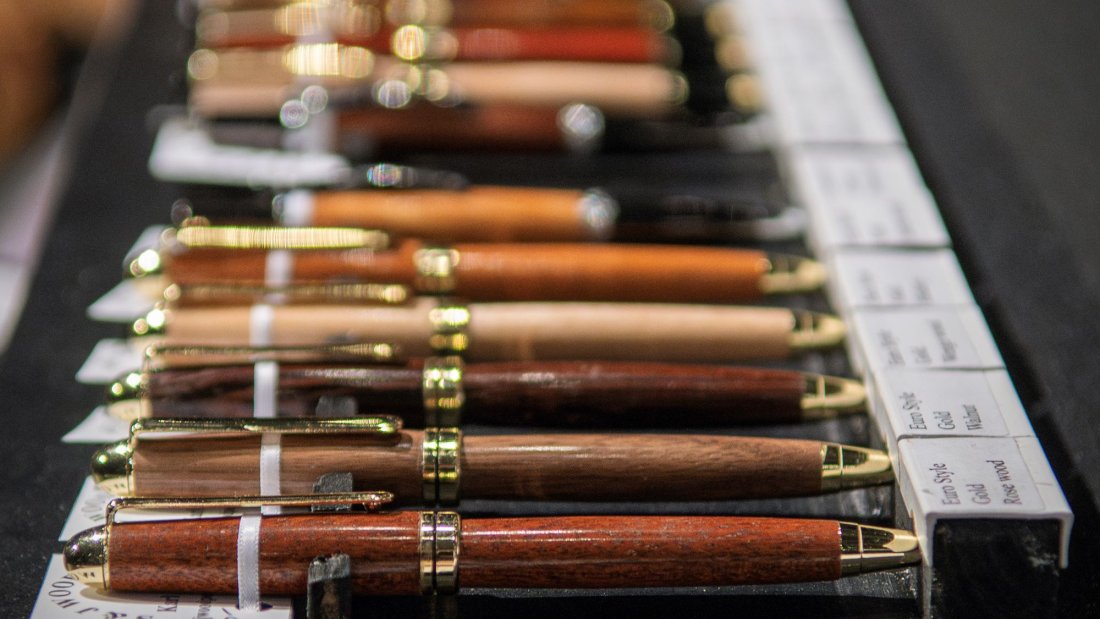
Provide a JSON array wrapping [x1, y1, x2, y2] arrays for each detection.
[[851, 306, 1004, 371], [31, 555, 291, 619], [87, 280, 156, 323], [831, 249, 974, 308], [76, 339, 143, 385], [786, 146, 950, 248], [875, 369, 1015, 440]]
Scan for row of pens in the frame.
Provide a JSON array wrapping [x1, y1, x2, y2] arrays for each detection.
[[62, 0, 921, 610]]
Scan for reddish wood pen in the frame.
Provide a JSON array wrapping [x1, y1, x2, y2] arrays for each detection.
[[91, 423, 893, 503], [64, 509, 920, 595], [107, 358, 866, 427], [135, 237, 825, 303]]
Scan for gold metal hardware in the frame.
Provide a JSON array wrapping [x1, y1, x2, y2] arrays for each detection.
[[839, 522, 921, 575], [820, 444, 894, 491], [63, 525, 109, 589], [131, 305, 171, 337], [104, 492, 394, 527], [800, 374, 867, 419], [418, 511, 461, 594], [427, 300, 470, 353], [759, 255, 828, 295], [788, 311, 847, 352], [143, 342, 402, 370], [173, 224, 390, 250], [422, 356, 464, 426], [422, 427, 462, 504], [413, 246, 460, 294], [129, 416, 403, 439], [726, 72, 763, 115], [164, 281, 410, 306], [105, 371, 150, 422]]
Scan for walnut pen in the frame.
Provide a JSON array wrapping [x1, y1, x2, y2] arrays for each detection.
[[90, 419, 893, 503], [107, 355, 866, 426], [129, 299, 846, 363], [64, 508, 919, 596], [130, 231, 826, 304]]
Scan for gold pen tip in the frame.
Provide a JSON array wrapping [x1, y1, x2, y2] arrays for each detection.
[[106, 372, 149, 421], [821, 444, 894, 491], [801, 375, 867, 419], [92, 441, 134, 496], [63, 526, 109, 588], [840, 523, 921, 574]]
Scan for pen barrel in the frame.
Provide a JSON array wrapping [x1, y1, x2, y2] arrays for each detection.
[[141, 362, 807, 426], [461, 516, 842, 588], [446, 27, 672, 63], [447, 0, 672, 28], [461, 434, 827, 501], [159, 301, 796, 362], [337, 104, 570, 154], [129, 433, 827, 502], [165, 242, 772, 303], [310, 186, 603, 242], [105, 513, 841, 595], [108, 512, 424, 595], [450, 243, 770, 302]]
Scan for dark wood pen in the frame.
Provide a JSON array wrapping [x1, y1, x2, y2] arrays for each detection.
[[64, 507, 920, 595], [132, 233, 825, 303], [106, 355, 866, 426], [91, 420, 893, 503]]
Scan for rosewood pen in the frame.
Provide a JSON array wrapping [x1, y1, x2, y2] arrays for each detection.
[[63, 496, 920, 595], [105, 346, 866, 425], [128, 299, 846, 362], [178, 180, 805, 243], [90, 418, 893, 502], [127, 227, 826, 303]]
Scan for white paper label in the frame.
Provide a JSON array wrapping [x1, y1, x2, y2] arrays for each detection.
[[899, 438, 1045, 514], [786, 146, 949, 248], [87, 280, 157, 323], [31, 554, 291, 619], [149, 117, 350, 187], [76, 340, 143, 384], [876, 369, 1011, 439], [852, 307, 1004, 370], [62, 407, 131, 444], [831, 249, 974, 308]]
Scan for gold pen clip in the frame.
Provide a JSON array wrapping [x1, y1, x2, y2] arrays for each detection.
[[163, 281, 411, 306], [171, 222, 390, 251], [104, 491, 395, 527], [130, 416, 403, 439], [143, 341, 403, 370], [760, 254, 828, 295]]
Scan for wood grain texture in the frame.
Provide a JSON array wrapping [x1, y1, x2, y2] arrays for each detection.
[[466, 303, 794, 361], [160, 301, 795, 362], [311, 186, 594, 242], [107, 514, 840, 594], [131, 433, 424, 500], [108, 512, 423, 595], [144, 361, 806, 426], [130, 432, 825, 502], [462, 362, 806, 426], [451, 243, 769, 302], [461, 434, 826, 500], [461, 516, 842, 588], [163, 245, 417, 288], [337, 104, 567, 153]]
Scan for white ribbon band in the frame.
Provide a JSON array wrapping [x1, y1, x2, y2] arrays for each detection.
[[236, 514, 262, 611], [280, 190, 315, 227], [265, 250, 294, 289], [259, 433, 282, 516], [249, 304, 275, 347]]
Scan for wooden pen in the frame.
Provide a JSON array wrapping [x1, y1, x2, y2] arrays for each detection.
[[129, 232, 826, 303], [128, 298, 846, 362], [90, 418, 893, 502], [106, 351, 866, 425], [64, 505, 919, 595]]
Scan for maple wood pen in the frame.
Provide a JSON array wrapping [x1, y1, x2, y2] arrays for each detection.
[[90, 418, 893, 502], [128, 298, 846, 362], [129, 232, 825, 304], [64, 506, 920, 595], [106, 352, 866, 425]]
